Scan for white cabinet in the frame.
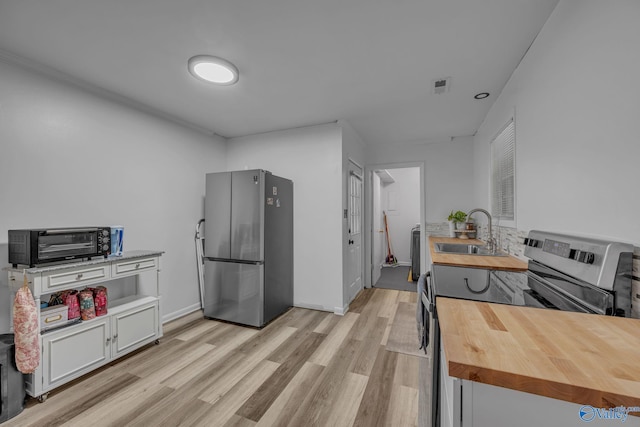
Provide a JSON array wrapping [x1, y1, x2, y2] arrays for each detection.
[[6, 251, 163, 402], [110, 299, 159, 357], [42, 317, 110, 390], [438, 339, 640, 427]]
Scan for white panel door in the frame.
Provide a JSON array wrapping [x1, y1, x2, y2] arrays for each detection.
[[372, 173, 384, 285], [347, 163, 363, 303]]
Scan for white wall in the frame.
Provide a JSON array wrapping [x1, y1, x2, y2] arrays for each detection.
[[225, 123, 345, 313], [473, 0, 640, 245], [380, 167, 420, 264], [0, 57, 226, 332], [367, 137, 475, 223], [364, 137, 475, 285]]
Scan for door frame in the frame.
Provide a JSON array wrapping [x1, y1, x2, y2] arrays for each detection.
[[364, 161, 425, 288]]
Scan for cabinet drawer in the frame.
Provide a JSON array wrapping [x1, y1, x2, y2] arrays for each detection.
[[112, 257, 157, 277], [44, 265, 110, 292]]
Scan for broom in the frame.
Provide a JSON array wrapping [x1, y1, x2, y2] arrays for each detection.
[[383, 211, 398, 265]]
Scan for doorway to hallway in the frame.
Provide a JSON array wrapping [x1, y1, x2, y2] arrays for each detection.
[[371, 166, 421, 292]]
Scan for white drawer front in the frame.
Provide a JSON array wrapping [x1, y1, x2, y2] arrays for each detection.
[[112, 257, 157, 277], [45, 265, 110, 291]]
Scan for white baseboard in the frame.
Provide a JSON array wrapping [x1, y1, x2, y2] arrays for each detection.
[[162, 303, 201, 324], [333, 304, 349, 316], [294, 302, 336, 314]]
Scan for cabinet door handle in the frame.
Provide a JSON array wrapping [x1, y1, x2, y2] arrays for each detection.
[[76, 273, 84, 280], [135, 263, 141, 269], [106, 337, 111, 345], [113, 334, 118, 341]]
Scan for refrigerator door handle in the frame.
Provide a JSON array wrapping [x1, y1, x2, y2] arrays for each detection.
[[204, 257, 264, 266]]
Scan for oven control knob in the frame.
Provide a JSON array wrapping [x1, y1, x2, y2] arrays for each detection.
[[103, 244, 109, 251], [583, 252, 595, 264], [570, 250, 595, 264]]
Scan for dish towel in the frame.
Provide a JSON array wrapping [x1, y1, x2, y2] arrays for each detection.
[[13, 274, 40, 373], [416, 272, 430, 353]]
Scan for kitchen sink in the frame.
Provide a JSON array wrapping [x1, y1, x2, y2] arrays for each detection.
[[434, 243, 508, 257]]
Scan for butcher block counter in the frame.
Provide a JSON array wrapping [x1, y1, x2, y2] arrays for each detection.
[[429, 236, 527, 271], [437, 296, 640, 410]]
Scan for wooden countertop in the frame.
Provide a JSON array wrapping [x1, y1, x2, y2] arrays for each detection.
[[429, 236, 528, 271], [437, 297, 640, 409]]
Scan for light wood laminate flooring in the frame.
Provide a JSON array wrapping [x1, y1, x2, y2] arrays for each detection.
[[7, 288, 424, 427]]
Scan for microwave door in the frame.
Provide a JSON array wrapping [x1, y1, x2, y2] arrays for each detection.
[[37, 233, 97, 260]]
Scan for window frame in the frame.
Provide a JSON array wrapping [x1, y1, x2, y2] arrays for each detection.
[[490, 117, 516, 227]]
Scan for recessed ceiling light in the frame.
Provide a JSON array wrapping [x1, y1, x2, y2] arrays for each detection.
[[188, 55, 239, 85], [474, 92, 490, 100]]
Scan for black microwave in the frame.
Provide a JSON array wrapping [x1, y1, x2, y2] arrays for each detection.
[[8, 227, 111, 267]]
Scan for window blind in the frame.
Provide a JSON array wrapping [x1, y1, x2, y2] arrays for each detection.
[[491, 119, 515, 221]]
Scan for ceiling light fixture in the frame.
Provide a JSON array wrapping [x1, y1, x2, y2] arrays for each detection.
[[474, 92, 490, 100], [188, 55, 239, 85]]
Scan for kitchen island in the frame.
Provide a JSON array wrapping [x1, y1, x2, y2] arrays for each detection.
[[437, 296, 640, 426]]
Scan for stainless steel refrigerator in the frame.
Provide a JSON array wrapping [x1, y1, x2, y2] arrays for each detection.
[[203, 169, 293, 327]]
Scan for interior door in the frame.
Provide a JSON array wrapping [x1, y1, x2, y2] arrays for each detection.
[[347, 163, 363, 303], [372, 172, 384, 285]]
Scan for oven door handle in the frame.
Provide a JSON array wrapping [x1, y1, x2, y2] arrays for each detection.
[[527, 272, 604, 314], [423, 271, 434, 313], [42, 228, 99, 235]]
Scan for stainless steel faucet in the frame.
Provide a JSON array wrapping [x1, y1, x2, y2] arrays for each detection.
[[467, 208, 496, 252]]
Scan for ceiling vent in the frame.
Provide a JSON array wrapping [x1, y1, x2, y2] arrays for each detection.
[[432, 77, 451, 95]]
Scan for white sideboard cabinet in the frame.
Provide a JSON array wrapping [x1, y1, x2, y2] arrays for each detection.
[[5, 250, 163, 402]]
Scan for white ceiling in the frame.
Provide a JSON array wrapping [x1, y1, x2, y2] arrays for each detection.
[[0, 0, 558, 146]]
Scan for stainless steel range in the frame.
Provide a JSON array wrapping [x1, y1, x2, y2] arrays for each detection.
[[421, 230, 634, 427]]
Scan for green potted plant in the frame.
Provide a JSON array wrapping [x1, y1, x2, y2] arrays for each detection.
[[447, 210, 468, 235]]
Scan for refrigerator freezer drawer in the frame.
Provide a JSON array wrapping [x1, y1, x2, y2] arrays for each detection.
[[203, 260, 264, 327]]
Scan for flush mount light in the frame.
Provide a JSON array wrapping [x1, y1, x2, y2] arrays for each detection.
[[474, 92, 490, 100], [188, 55, 239, 85]]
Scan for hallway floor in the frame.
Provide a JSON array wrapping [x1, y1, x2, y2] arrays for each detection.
[[374, 266, 416, 292]]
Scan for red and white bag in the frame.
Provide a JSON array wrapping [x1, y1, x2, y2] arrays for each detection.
[[92, 286, 108, 316], [13, 275, 40, 373], [78, 289, 96, 320], [62, 290, 80, 320]]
